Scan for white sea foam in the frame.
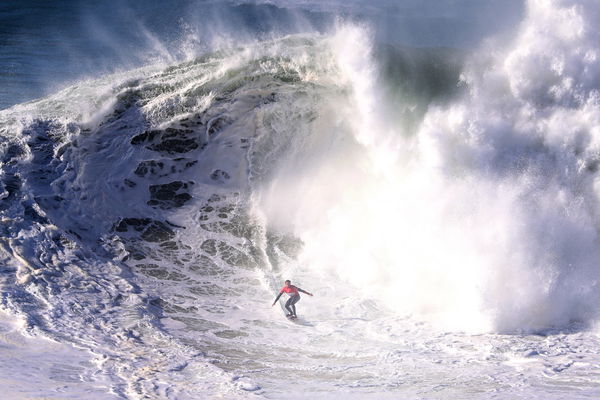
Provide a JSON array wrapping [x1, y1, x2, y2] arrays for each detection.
[[256, 0, 600, 336]]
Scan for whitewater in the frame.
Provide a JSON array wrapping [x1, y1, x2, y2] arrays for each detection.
[[2, 0, 600, 398]]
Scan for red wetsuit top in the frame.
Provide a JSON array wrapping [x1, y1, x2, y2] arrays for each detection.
[[273, 285, 310, 305], [280, 285, 300, 297]]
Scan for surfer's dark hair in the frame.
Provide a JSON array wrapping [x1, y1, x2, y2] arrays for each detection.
[[285, 279, 291, 283]]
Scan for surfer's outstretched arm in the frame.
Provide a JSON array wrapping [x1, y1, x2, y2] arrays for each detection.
[[298, 288, 313, 296], [272, 292, 283, 306]]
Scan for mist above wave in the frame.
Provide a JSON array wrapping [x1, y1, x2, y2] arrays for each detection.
[[0, 0, 524, 110]]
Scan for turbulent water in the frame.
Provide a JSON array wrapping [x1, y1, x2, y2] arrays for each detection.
[[2, 0, 600, 398]]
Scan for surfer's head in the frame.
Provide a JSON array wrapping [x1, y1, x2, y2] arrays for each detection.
[[284, 280, 291, 286]]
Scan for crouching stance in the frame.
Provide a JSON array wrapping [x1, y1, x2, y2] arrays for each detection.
[[272, 280, 313, 319]]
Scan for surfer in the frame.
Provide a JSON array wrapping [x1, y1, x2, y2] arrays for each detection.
[[271, 280, 313, 319]]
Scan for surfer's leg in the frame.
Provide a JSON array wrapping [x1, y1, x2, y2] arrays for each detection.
[[284, 297, 294, 316], [290, 295, 300, 317]]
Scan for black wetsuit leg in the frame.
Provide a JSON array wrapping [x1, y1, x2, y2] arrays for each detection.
[[285, 295, 300, 317]]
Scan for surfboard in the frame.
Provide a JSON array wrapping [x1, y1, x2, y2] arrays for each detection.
[[275, 298, 312, 325], [285, 314, 313, 326]]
